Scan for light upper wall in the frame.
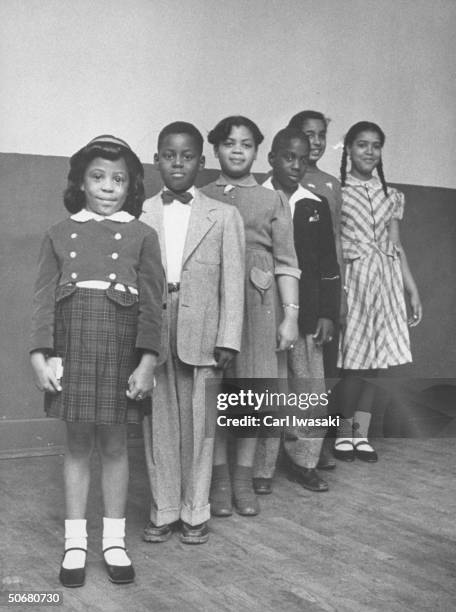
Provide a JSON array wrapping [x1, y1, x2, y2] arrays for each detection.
[[1, 0, 455, 187]]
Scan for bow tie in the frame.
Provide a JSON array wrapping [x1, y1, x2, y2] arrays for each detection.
[[161, 190, 193, 204]]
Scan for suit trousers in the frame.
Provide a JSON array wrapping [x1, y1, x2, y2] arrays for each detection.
[[253, 334, 326, 477], [143, 291, 221, 526], [284, 334, 326, 469]]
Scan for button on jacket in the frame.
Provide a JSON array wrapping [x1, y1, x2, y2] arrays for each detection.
[[30, 213, 164, 354]]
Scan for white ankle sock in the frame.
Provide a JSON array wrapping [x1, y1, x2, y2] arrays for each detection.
[[102, 517, 131, 567], [353, 437, 375, 452], [334, 437, 353, 451], [62, 519, 87, 569]]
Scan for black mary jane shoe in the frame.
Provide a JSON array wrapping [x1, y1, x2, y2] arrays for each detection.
[[253, 477, 273, 495], [333, 440, 355, 462], [353, 440, 378, 463], [179, 522, 209, 545], [59, 547, 87, 588], [103, 546, 135, 584]]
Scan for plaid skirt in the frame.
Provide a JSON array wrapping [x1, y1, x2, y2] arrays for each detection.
[[45, 287, 151, 424]]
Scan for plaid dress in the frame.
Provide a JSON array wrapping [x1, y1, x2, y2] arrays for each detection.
[[338, 175, 412, 370], [45, 286, 150, 424]]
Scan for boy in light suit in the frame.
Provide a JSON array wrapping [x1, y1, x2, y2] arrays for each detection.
[[140, 122, 244, 544]]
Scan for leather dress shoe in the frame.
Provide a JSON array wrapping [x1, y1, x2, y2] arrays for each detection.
[[59, 547, 87, 588], [282, 452, 329, 491], [253, 477, 273, 495], [353, 441, 378, 462], [209, 473, 233, 517], [234, 497, 260, 516], [103, 546, 135, 584], [179, 522, 209, 545], [333, 440, 355, 462], [287, 465, 329, 492], [143, 521, 172, 543], [317, 453, 337, 470]]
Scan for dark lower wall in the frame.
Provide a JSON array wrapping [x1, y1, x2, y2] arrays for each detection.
[[1, 153, 455, 456]]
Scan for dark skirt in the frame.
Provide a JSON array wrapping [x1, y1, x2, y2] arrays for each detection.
[[45, 287, 150, 425]]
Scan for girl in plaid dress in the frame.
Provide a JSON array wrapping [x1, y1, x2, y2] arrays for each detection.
[[334, 122, 422, 462], [30, 136, 163, 587]]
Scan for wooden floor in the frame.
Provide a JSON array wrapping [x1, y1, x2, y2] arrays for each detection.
[[1, 439, 455, 612]]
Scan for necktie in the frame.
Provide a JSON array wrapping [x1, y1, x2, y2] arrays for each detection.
[[161, 190, 193, 204]]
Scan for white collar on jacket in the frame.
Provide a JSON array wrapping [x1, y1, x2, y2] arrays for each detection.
[[71, 209, 135, 223], [262, 176, 321, 203]]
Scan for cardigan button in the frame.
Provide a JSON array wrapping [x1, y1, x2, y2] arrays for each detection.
[[114, 233, 122, 240], [70, 233, 78, 239], [70, 251, 77, 258], [108, 273, 117, 280], [71, 272, 78, 279], [111, 252, 119, 260]]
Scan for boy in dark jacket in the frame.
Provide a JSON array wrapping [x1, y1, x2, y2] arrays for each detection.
[[260, 127, 340, 492]]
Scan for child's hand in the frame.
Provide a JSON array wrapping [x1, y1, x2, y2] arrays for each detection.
[[126, 352, 157, 401], [30, 351, 62, 393], [313, 318, 335, 346], [277, 317, 299, 352], [214, 347, 236, 369], [408, 291, 423, 327]]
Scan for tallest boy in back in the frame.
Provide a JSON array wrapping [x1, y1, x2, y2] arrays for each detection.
[[140, 122, 245, 544]]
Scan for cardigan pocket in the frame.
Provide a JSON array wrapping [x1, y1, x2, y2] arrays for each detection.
[[105, 286, 139, 307]]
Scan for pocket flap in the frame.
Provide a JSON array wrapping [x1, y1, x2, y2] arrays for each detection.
[[106, 287, 139, 307], [55, 283, 77, 302]]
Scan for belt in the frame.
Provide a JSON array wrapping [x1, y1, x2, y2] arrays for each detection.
[[167, 282, 180, 293], [75, 280, 139, 295]]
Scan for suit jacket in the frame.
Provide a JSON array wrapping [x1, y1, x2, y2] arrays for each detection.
[[293, 196, 340, 334], [140, 188, 245, 366]]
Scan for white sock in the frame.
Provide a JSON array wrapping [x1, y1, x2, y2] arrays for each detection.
[[62, 519, 87, 570], [334, 437, 353, 451], [353, 437, 375, 452], [102, 517, 131, 567]]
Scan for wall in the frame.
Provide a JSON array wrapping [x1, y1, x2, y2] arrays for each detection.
[[0, 153, 455, 456], [0, 0, 455, 187], [1, 1, 455, 454]]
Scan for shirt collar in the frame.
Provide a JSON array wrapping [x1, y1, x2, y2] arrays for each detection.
[[345, 174, 382, 189], [215, 173, 258, 188], [262, 176, 321, 203], [71, 209, 135, 223]]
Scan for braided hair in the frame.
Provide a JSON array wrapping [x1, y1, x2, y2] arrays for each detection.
[[340, 121, 388, 196]]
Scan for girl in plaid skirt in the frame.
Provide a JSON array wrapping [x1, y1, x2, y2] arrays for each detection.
[[334, 122, 422, 463], [30, 136, 163, 587]]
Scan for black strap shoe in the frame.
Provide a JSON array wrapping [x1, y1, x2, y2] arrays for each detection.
[[103, 546, 135, 584], [59, 547, 87, 588], [333, 440, 355, 462], [353, 441, 378, 462]]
